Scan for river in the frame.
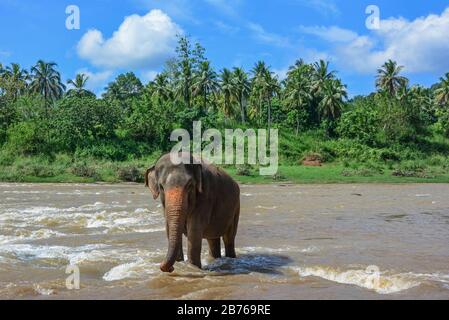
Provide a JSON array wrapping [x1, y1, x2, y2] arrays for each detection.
[[0, 183, 448, 299]]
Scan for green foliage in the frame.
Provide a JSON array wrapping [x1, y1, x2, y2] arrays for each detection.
[[5, 121, 51, 156], [337, 97, 380, 145], [1, 39, 449, 183], [117, 164, 145, 183], [0, 96, 16, 144], [51, 96, 121, 151]]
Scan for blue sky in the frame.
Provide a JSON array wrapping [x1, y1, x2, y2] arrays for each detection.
[[1, 0, 449, 96]]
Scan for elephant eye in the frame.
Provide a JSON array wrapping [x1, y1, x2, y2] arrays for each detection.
[[159, 184, 164, 191]]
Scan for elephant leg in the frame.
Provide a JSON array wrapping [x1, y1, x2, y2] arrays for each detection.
[[224, 209, 239, 258], [207, 238, 221, 259], [223, 234, 236, 258], [187, 229, 203, 269]]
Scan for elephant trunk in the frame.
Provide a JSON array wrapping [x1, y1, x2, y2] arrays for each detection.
[[160, 187, 187, 273]]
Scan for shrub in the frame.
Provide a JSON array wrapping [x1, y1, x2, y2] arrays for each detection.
[[5, 121, 51, 156], [236, 164, 253, 176], [71, 163, 98, 179], [117, 165, 144, 182]]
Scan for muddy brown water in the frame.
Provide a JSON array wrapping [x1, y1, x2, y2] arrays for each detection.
[[0, 183, 448, 299]]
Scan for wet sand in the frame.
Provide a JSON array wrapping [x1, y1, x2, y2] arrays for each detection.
[[0, 183, 448, 299]]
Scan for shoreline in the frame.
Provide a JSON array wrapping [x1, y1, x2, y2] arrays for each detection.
[[2, 162, 449, 185]]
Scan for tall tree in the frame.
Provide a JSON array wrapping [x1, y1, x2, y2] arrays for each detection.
[[219, 68, 235, 119], [103, 72, 143, 101], [175, 60, 193, 108], [151, 73, 172, 104], [67, 73, 94, 98], [284, 66, 312, 135], [312, 60, 336, 95], [250, 61, 270, 125], [231, 68, 251, 124], [29, 60, 65, 113], [262, 70, 280, 143], [319, 79, 347, 122], [376, 60, 409, 96], [2, 63, 29, 100], [435, 73, 449, 107], [174, 35, 194, 108], [192, 61, 219, 112]]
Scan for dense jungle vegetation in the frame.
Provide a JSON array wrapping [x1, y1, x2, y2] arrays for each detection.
[[1, 36, 449, 183]]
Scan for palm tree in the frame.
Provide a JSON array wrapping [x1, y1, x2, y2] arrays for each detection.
[[174, 60, 193, 108], [192, 61, 219, 112], [29, 60, 65, 113], [3, 63, 29, 100], [288, 59, 306, 73], [251, 61, 270, 125], [319, 79, 347, 122], [219, 68, 235, 119], [284, 69, 312, 135], [231, 67, 251, 124], [262, 70, 280, 144], [376, 60, 409, 96], [435, 73, 449, 106], [151, 73, 172, 104], [312, 60, 336, 95], [67, 73, 94, 98]]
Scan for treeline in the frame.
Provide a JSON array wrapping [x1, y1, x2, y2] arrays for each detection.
[[1, 35, 449, 167]]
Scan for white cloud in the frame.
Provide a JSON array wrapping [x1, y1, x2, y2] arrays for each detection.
[[298, 26, 358, 43], [204, 0, 241, 17], [0, 50, 12, 58], [299, 7, 449, 74], [77, 9, 182, 70], [247, 22, 290, 47], [214, 21, 240, 34], [296, 0, 340, 16]]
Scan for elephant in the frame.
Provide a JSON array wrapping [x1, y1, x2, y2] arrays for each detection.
[[145, 153, 240, 273]]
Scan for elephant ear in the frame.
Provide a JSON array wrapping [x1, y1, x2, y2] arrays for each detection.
[[193, 164, 203, 194], [145, 166, 160, 200]]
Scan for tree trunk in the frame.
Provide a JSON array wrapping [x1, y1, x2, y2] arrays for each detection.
[[240, 95, 246, 124], [268, 98, 272, 146]]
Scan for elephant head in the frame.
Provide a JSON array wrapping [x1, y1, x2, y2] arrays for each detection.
[[145, 154, 203, 273]]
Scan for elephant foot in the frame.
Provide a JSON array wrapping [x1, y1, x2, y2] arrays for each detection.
[[160, 262, 174, 273], [187, 260, 202, 270]]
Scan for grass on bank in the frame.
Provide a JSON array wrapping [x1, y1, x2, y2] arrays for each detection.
[[1, 154, 449, 184]]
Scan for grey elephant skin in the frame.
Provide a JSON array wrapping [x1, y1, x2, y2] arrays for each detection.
[[145, 153, 240, 273]]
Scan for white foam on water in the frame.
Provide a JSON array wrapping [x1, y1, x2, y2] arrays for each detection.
[[1, 204, 164, 236], [0, 229, 66, 244], [402, 272, 449, 284], [68, 248, 160, 266], [295, 266, 421, 294], [238, 246, 318, 254], [256, 206, 278, 210], [131, 227, 166, 233], [33, 284, 55, 296], [3, 190, 45, 194], [103, 259, 161, 281], [0, 243, 108, 263]]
